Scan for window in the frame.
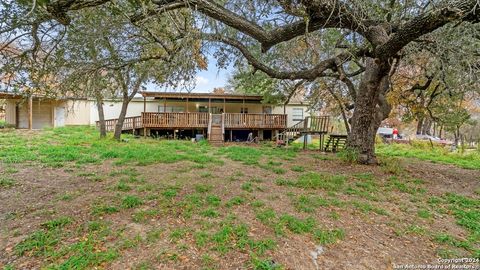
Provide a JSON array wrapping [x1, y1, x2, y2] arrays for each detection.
[[292, 108, 304, 121], [210, 107, 221, 114], [158, 106, 184, 113], [263, 106, 272, 114], [198, 106, 208, 113], [240, 107, 248, 114]]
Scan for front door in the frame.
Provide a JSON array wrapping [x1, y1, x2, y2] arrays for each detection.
[[55, 107, 65, 127], [211, 114, 222, 126]]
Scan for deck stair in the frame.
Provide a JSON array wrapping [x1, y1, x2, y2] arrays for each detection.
[[277, 119, 307, 144], [276, 116, 331, 148], [208, 114, 224, 145], [323, 134, 348, 152]]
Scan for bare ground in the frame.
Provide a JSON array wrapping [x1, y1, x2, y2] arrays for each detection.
[[0, 148, 479, 270]]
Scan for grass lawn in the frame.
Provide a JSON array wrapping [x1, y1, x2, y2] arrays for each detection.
[[0, 127, 479, 269], [377, 142, 480, 170]]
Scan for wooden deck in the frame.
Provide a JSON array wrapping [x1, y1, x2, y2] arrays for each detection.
[[97, 112, 287, 132], [142, 112, 209, 128], [224, 113, 286, 129]]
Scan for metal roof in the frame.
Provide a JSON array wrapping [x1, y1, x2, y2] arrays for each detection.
[[140, 91, 264, 100]]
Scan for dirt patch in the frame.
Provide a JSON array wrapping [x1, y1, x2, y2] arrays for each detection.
[[1, 148, 478, 269]]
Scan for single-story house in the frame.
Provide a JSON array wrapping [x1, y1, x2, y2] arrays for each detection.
[[2, 91, 320, 142]]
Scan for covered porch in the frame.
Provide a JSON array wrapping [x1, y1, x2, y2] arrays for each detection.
[[99, 92, 288, 142]]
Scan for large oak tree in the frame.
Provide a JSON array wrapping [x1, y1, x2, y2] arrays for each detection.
[[2, 0, 479, 162]]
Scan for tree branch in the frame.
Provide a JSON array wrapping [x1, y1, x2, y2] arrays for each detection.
[[375, 0, 480, 58], [202, 33, 367, 81]]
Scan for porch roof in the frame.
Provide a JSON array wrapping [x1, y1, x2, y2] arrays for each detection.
[[0, 92, 23, 99], [140, 91, 264, 102]]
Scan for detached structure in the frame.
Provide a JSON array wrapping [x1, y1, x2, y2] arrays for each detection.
[[1, 92, 90, 129]]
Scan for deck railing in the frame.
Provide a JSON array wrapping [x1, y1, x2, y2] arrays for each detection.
[[142, 112, 209, 128], [97, 113, 288, 131], [98, 116, 142, 132], [224, 113, 286, 129]]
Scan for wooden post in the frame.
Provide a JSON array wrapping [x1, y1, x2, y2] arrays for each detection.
[[50, 101, 55, 127], [303, 133, 307, 150], [143, 96, 146, 113], [223, 98, 226, 113], [319, 134, 324, 152], [163, 97, 166, 112], [28, 95, 33, 130], [208, 98, 211, 113], [242, 98, 245, 113], [186, 97, 189, 112], [230, 129, 233, 142]]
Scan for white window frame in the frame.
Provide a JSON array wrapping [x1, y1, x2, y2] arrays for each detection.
[[292, 108, 304, 121], [158, 106, 184, 113]]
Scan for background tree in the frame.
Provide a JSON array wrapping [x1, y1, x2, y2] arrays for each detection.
[[2, 0, 480, 162], [1, 1, 202, 140]]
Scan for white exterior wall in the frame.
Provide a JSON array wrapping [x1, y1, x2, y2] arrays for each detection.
[[89, 99, 159, 125], [63, 100, 91, 126], [89, 99, 271, 125], [273, 104, 310, 127], [62, 98, 311, 128], [5, 100, 16, 125], [17, 100, 54, 129]]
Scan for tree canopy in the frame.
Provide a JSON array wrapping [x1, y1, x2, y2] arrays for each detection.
[[0, 0, 479, 162]]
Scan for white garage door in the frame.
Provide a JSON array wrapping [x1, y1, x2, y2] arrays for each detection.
[[17, 101, 53, 129]]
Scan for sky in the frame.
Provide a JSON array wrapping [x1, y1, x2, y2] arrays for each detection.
[[145, 55, 233, 93]]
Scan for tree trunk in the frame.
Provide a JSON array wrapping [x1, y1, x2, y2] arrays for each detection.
[[416, 117, 424, 135], [95, 91, 106, 138], [422, 117, 432, 135], [346, 58, 391, 164], [113, 97, 130, 140], [453, 126, 460, 147]]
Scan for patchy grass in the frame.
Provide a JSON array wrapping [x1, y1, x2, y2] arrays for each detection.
[[121, 195, 143, 208], [0, 126, 221, 167], [377, 143, 480, 170], [276, 172, 346, 192], [0, 177, 15, 188], [2, 127, 479, 269]]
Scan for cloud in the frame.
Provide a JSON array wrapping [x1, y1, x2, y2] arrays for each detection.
[[195, 75, 209, 86]]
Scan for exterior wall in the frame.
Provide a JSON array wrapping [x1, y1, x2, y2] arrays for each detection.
[[90, 99, 269, 125], [17, 100, 53, 129], [272, 104, 310, 127], [87, 98, 310, 128], [154, 100, 265, 114], [5, 100, 16, 125], [63, 100, 91, 126], [89, 99, 159, 125]]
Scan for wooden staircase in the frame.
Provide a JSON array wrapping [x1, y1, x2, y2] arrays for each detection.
[[276, 116, 331, 147], [323, 134, 348, 152], [208, 114, 224, 145], [276, 119, 306, 144]]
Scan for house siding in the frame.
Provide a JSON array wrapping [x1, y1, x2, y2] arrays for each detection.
[[5, 100, 16, 125], [17, 100, 53, 129], [272, 104, 309, 127], [63, 100, 91, 126]]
